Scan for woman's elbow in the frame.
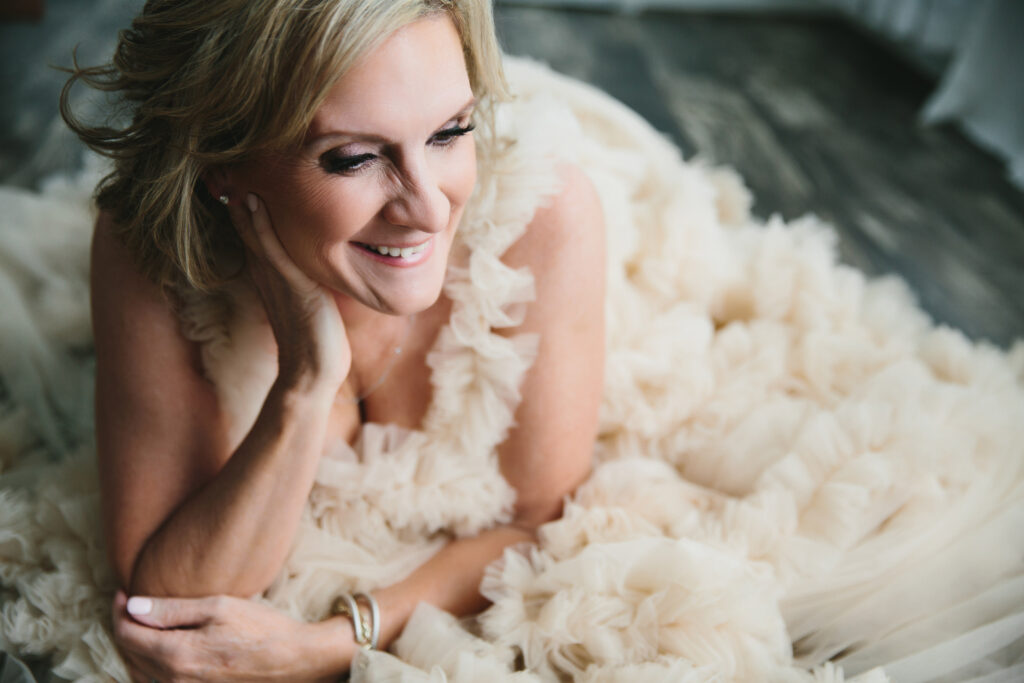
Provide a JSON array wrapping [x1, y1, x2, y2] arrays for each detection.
[[511, 482, 581, 532], [123, 543, 274, 599], [511, 462, 592, 533]]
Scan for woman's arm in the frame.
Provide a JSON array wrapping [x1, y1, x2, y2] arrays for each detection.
[[94, 195, 349, 599], [114, 164, 606, 680], [114, 527, 536, 682]]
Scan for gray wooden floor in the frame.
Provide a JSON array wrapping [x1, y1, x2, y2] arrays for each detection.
[[1, 2, 1022, 347], [495, 7, 1024, 349]]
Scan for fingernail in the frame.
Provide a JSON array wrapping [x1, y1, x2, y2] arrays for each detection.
[[126, 596, 152, 616], [246, 193, 258, 213]]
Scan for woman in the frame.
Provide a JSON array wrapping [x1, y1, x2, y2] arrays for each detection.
[[2, 0, 1023, 681], [70, 0, 603, 679]]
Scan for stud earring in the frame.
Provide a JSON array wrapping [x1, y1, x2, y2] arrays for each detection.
[[218, 195, 230, 205]]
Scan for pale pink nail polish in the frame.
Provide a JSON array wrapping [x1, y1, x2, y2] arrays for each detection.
[[126, 596, 152, 616], [246, 194, 258, 213]]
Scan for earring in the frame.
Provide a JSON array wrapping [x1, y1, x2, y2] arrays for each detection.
[[218, 195, 230, 205]]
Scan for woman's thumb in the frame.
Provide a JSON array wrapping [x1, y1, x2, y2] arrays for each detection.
[[126, 594, 215, 629]]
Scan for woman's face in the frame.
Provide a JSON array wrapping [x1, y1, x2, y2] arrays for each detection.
[[234, 14, 477, 316]]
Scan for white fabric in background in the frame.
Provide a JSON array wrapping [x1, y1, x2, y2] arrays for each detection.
[[922, 0, 1024, 189]]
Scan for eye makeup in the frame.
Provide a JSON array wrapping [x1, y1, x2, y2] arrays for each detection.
[[430, 122, 475, 146], [318, 122, 476, 176], [321, 151, 376, 174]]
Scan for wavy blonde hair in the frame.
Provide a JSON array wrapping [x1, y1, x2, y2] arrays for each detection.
[[61, 0, 507, 291]]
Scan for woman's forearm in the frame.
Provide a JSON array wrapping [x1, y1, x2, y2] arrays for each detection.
[[376, 525, 537, 644], [129, 377, 334, 598], [308, 524, 537, 673], [113, 524, 540, 682]]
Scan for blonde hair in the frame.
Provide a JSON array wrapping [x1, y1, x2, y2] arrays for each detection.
[[61, 0, 507, 291]]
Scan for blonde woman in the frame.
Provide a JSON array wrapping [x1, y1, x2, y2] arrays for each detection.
[[3, 0, 1022, 680], [67, 0, 602, 680]]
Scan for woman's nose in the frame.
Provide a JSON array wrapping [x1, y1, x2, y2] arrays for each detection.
[[381, 161, 449, 234]]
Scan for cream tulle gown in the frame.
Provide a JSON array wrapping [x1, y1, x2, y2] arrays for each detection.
[[1, 57, 1023, 683]]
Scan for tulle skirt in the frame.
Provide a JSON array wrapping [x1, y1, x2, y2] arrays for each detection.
[[1, 56, 1022, 682]]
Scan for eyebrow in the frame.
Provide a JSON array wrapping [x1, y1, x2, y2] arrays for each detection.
[[304, 97, 477, 149]]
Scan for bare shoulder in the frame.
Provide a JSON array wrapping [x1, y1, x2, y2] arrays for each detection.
[[500, 162, 605, 308], [90, 211, 209, 385], [91, 210, 164, 317], [532, 162, 604, 245]]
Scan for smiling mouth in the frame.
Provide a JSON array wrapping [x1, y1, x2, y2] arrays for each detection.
[[352, 237, 434, 264]]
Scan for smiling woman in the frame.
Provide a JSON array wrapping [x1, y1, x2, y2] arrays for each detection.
[[41, 0, 600, 679], [224, 16, 478, 318], [1, 0, 1023, 681]]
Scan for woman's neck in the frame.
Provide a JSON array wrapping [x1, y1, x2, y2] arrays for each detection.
[[331, 291, 412, 335]]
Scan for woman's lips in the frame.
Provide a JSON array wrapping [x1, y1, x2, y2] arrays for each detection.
[[351, 237, 434, 267]]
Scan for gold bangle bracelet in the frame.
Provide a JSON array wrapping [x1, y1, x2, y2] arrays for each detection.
[[353, 592, 380, 651], [331, 593, 367, 646], [330, 591, 379, 650]]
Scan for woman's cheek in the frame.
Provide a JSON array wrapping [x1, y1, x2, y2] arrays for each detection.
[[449, 141, 478, 211], [278, 179, 381, 250]]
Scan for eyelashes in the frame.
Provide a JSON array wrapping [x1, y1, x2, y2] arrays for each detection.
[[322, 152, 375, 175], [430, 122, 476, 146], [320, 123, 476, 175]]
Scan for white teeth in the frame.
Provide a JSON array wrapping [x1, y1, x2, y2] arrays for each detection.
[[366, 239, 430, 259]]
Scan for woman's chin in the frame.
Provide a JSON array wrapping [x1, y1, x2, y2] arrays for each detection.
[[376, 291, 442, 317], [325, 239, 452, 316], [330, 278, 444, 318]]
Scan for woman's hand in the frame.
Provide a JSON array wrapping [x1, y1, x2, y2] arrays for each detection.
[[228, 192, 350, 393], [112, 590, 352, 683]]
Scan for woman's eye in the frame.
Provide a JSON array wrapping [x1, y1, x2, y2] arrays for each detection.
[[430, 123, 476, 147], [321, 152, 375, 175], [319, 124, 475, 174]]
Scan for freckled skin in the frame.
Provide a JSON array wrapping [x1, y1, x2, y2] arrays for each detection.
[[232, 14, 477, 318]]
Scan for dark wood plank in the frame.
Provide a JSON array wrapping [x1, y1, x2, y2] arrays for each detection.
[[495, 8, 695, 154]]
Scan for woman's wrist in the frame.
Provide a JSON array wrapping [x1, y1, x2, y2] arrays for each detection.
[[301, 615, 359, 682], [272, 368, 341, 407], [370, 584, 418, 652], [274, 327, 350, 396]]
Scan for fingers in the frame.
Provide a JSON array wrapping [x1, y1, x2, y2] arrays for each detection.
[[113, 588, 128, 613], [123, 593, 220, 630], [112, 590, 174, 683], [224, 192, 262, 257], [225, 192, 309, 286], [114, 596, 211, 682], [244, 193, 310, 285], [113, 591, 146, 682]]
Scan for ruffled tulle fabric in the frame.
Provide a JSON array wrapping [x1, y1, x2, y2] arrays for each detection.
[[1, 56, 1023, 681]]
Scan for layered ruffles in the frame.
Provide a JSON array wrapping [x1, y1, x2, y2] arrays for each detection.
[[0, 56, 1022, 682]]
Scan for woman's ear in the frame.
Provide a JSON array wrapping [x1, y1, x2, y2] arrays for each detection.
[[201, 166, 233, 202]]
